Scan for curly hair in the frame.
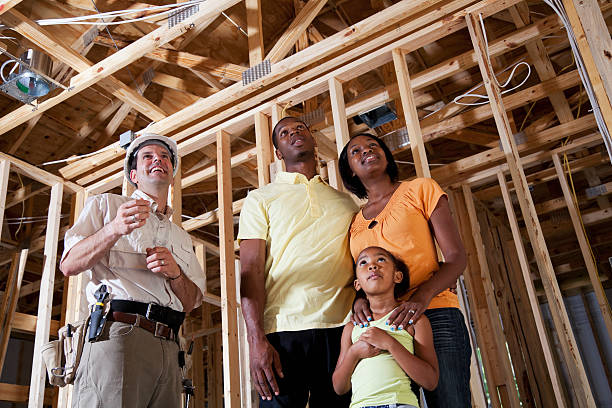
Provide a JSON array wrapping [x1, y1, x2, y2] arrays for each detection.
[[355, 246, 410, 299], [338, 133, 398, 199]]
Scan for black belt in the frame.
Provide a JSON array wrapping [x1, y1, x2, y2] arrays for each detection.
[[110, 300, 185, 332]]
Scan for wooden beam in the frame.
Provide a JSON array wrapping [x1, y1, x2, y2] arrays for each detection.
[[182, 147, 257, 189], [450, 189, 505, 408], [93, 37, 245, 81], [509, 3, 574, 125], [28, 183, 63, 407], [0, 249, 27, 377], [496, 171, 567, 407], [246, 0, 264, 65], [216, 130, 241, 408], [431, 114, 596, 186], [0, 0, 241, 134], [419, 70, 582, 144], [329, 77, 350, 157], [7, 117, 41, 155], [0, 160, 9, 240], [265, 0, 328, 63], [2, 9, 167, 122], [563, 0, 612, 130], [466, 12, 595, 407], [0, 383, 55, 405], [462, 185, 521, 407], [0, 0, 22, 16], [183, 199, 244, 232], [57, 0, 448, 180], [152, 72, 215, 98], [392, 48, 430, 177], [552, 153, 612, 341], [254, 112, 273, 186]]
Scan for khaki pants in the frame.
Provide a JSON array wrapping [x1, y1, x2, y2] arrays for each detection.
[[72, 321, 181, 408]]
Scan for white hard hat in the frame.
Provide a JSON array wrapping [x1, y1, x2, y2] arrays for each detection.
[[124, 133, 179, 187]]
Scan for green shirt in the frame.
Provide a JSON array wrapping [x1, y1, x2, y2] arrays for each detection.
[[350, 310, 419, 408]]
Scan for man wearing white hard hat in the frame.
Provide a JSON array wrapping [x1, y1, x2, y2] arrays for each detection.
[[60, 134, 205, 408]]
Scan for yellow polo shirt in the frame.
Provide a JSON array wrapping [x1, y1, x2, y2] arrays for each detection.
[[238, 171, 358, 334]]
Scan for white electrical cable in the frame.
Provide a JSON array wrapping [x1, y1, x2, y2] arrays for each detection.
[[16, 0, 205, 27], [453, 14, 532, 106], [542, 0, 612, 161], [221, 11, 248, 36], [41, 144, 115, 166], [453, 62, 532, 106], [0, 59, 18, 82]]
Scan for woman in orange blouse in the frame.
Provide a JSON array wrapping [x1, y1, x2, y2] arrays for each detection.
[[339, 133, 471, 408]]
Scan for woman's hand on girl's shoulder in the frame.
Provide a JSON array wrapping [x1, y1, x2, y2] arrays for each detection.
[[351, 296, 373, 327], [386, 288, 432, 331]]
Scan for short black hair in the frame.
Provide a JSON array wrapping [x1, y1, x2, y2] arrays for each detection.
[[271, 116, 309, 149], [338, 133, 399, 199], [355, 246, 410, 299]]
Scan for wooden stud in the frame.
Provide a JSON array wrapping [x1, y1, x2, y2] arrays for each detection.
[[496, 170, 567, 407], [454, 277, 487, 408], [450, 189, 505, 408], [326, 160, 342, 191], [170, 158, 182, 225], [0, 248, 28, 377], [194, 243, 207, 292], [508, 4, 574, 125], [216, 130, 241, 408], [28, 183, 63, 408], [246, 0, 264, 66], [0, 160, 9, 240], [122, 177, 136, 197], [461, 184, 521, 408], [552, 153, 612, 341], [57, 190, 87, 408], [254, 112, 273, 186], [562, 0, 612, 135], [392, 48, 430, 178], [328, 77, 350, 157], [466, 12, 595, 407]]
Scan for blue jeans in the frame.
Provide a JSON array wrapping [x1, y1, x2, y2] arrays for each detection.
[[362, 405, 417, 408], [423, 308, 472, 408]]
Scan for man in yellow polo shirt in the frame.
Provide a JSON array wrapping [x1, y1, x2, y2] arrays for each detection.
[[239, 116, 358, 408]]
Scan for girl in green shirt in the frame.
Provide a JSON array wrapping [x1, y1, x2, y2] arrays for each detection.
[[332, 247, 439, 408]]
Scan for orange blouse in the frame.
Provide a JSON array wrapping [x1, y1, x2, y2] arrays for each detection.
[[349, 178, 459, 310]]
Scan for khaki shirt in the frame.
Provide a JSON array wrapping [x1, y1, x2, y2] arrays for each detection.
[[62, 190, 205, 311], [237, 171, 358, 334]]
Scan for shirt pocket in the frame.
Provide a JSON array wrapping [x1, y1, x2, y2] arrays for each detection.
[[108, 238, 148, 271], [171, 241, 193, 273]]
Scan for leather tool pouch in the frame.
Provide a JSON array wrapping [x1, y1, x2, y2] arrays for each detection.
[[41, 317, 89, 387]]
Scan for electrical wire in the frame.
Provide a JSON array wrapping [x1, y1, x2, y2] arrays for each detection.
[[31, 1, 206, 26], [90, 0, 142, 94], [542, 0, 612, 162], [452, 13, 532, 106]]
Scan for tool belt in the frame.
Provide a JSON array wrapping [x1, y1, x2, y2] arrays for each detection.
[[108, 300, 185, 340], [41, 317, 90, 387]]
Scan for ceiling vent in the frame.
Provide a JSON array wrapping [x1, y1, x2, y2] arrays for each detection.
[[353, 103, 397, 129]]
